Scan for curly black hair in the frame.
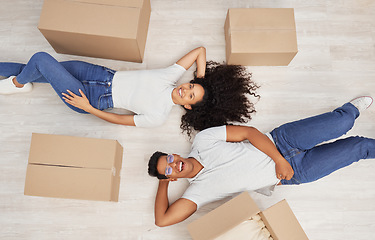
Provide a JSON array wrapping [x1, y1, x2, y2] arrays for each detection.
[[148, 151, 168, 179], [180, 61, 259, 138]]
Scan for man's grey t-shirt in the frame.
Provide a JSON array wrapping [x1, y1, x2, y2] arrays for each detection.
[[182, 126, 279, 209]]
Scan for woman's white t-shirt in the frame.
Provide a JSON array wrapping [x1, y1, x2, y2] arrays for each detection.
[[111, 64, 186, 127]]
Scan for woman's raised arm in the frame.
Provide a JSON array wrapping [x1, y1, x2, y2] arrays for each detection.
[[176, 47, 206, 78]]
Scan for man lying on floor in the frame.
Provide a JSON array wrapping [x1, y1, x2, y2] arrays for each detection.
[[148, 97, 374, 227]]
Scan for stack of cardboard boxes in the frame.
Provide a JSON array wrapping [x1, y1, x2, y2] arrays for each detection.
[[24, 133, 123, 201]]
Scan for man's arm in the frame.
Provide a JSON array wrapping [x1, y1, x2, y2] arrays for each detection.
[[154, 181, 197, 227], [226, 125, 294, 180], [62, 89, 136, 126], [176, 47, 206, 78]]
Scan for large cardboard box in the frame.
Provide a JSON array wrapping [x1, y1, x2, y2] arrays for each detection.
[[24, 133, 123, 201], [188, 192, 308, 240], [38, 0, 151, 62], [224, 8, 298, 66]]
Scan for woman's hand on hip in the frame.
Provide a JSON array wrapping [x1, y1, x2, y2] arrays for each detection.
[[275, 158, 294, 180], [62, 89, 93, 112]]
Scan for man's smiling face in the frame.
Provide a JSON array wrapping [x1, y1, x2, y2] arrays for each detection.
[[156, 154, 195, 179]]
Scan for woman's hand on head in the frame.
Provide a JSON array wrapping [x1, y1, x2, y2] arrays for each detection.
[[176, 47, 206, 77], [62, 89, 93, 113]]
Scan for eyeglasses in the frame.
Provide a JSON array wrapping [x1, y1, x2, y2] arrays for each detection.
[[165, 154, 174, 176]]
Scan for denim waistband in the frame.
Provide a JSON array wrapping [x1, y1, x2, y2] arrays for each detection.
[[82, 68, 115, 110], [100, 68, 115, 110], [270, 129, 303, 185], [104, 67, 116, 76]]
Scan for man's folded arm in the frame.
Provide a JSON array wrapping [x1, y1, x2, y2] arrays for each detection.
[[154, 181, 197, 227], [225, 125, 294, 180]]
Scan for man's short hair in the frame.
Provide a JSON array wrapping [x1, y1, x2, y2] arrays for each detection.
[[148, 151, 168, 179]]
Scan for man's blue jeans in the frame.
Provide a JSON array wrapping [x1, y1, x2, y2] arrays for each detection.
[[271, 103, 375, 185], [0, 52, 115, 113]]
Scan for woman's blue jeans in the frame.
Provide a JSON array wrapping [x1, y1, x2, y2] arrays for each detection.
[[271, 103, 375, 185], [0, 52, 115, 113]]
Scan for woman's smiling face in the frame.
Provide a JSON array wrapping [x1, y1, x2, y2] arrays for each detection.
[[171, 83, 205, 109]]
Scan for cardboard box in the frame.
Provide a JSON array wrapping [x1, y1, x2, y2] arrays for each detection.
[[224, 8, 298, 66], [188, 192, 308, 240], [24, 133, 123, 201], [38, 0, 151, 62]]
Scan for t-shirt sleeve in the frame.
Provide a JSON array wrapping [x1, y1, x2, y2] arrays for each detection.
[[164, 63, 186, 84], [133, 114, 166, 128], [190, 126, 227, 154], [181, 183, 217, 210]]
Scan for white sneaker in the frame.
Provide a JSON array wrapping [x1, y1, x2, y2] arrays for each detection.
[[0, 76, 33, 94], [350, 96, 373, 112]]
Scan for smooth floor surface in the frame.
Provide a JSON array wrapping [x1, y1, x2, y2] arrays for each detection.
[[0, 1, 374, 239]]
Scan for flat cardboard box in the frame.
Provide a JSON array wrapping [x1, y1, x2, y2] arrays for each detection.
[[38, 0, 151, 62], [188, 192, 308, 240], [224, 8, 298, 66], [24, 133, 123, 201]]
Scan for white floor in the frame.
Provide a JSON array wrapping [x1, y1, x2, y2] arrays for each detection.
[[1, 1, 375, 240]]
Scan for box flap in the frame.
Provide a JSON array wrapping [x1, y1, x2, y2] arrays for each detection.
[[135, 0, 151, 61], [28, 133, 120, 169], [228, 8, 296, 30], [24, 164, 116, 201], [188, 192, 260, 240], [38, 0, 141, 38], [110, 174, 121, 202], [73, 0, 145, 8], [260, 200, 309, 240], [231, 31, 298, 53], [38, 30, 144, 62], [114, 141, 124, 176]]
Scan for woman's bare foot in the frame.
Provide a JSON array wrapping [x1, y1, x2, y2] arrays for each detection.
[[12, 77, 25, 88], [0, 76, 33, 94]]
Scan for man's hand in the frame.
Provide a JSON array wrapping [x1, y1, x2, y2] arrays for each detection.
[[159, 178, 177, 182], [226, 126, 295, 181], [62, 89, 93, 112], [275, 158, 294, 180]]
